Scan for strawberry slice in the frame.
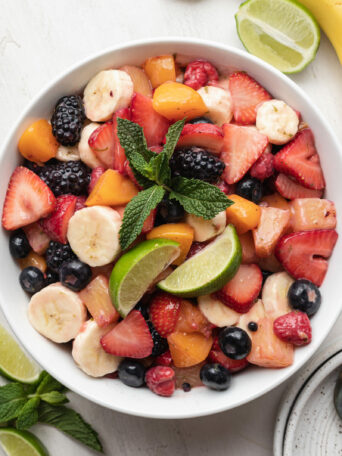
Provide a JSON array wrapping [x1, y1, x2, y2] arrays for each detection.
[[229, 72, 271, 124], [2, 167, 56, 231], [216, 264, 263, 313], [131, 92, 169, 147], [88, 166, 106, 193], [274, 173, 323, 199], [149, 292, 181, 337], [40, 194, 77, 244], [208, 336, 248, 373], [113, 108, 130, 174], [88, 121, 115, 169], [100, 310, 153, 358], [275, 229, 338, 286], [221, 124, 268, 184], [141, 208, 156, 234], [176, 123, 224, 155], [75, 196, 87, 212], [273, 129, 325, 190]]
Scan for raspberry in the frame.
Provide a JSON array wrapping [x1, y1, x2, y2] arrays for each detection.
[[155, 350, 172, 366], [273, 311, 312, 346], [250, 149, 275, 180], [184, 60, 219, 90], [145, 366, 176, 397], [51, 95, 85, 146]]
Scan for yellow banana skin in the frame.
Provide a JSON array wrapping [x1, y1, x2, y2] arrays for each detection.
[[299, 0, 342, 63]]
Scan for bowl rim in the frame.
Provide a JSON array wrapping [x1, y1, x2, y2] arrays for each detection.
[[1, 36, 342, 419]]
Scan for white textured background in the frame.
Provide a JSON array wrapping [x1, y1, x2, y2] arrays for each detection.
[[1, 1, 342, 454]]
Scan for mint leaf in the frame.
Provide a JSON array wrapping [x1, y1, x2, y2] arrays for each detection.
[[117, 118, 155, 162], [36, 371, 67, 394], [169, 177, 233, 219], [162, 119, 185, 160], [38, 402, 103, 453], [0, 383, 27, 422], [119, 185, 165, 249], [16, 397, 40, 430], [40, 391, 69, 405], [149, 153, 170, 186]]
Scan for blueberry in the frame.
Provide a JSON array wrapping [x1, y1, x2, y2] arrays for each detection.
[[288, 279, 321, 317], [9, 230, 30, 259], [182, 382, 191, 392], [156, 197, 185, 224], [19, 267, 45, 294], [219, 326, 251, 360], [236, 177, 263, 204], [59, 259, 92, 291], [248, 321, 258, 332], [118, 359, 146, 388], [200, 363, 231, 391], [188, 117, 214, 125]]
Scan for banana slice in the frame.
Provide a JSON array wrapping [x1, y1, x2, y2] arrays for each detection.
[[238, 299, 265, 337], [256, 100, 299, 145], [83, 70, 133, 122], [56, 145, 80, 162], [67, 206, 121, 267], [28, 283, 87, 343], [198, 294, 239, 327], [185, 211, 226, 242], [79, 123, 103, 168], [262, 272, 293, 319], [72, 320, 121, 377], [197, 86, 233, 126]]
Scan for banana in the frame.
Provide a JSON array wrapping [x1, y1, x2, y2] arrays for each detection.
[[72, 320, 121, 377], [79, 123, 103, 168], [256, 100, 299, 145], [237, 299, 265, 337], [67, 206, 121, 267], [198, 294, 239, 327], [28, 283, 87, 343], [261, 272, 293, 319], [185, 211, 226, 242], [56, 145, 80, 162], [197, 86, 233, 126], [83, 70, 133, 122]]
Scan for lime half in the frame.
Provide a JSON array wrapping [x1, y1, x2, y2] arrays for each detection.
[[235, 0, 320, 73], [0, 429, 48, 456], [110, 238, 180, 317], [157, 224, 241, 298], [0, 324, 40, 384]]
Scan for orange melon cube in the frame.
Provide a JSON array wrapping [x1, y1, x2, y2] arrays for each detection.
[[143, 55, 176, 88], [225, 194, 261, 234], [153, 82, 208, 121], [239, 231, 258, 264], [86, 169, 138, 206], [146, 223, 194, 265], [18, 251, 47, 273], [167, 332, 213, 368], [253, 207, 290, 258], [262, 193, 290, 211], [120, 65, 152, 98], [290, 198, 337, 232], [18, 119, 58, 163]]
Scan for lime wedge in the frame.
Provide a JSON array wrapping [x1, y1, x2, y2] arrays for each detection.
[[235, 0, 320, 73], [0, 429, 48, 456], [157, 224, 241, 297], [0, 324, 40, 384], [110, 238, 180, 317]]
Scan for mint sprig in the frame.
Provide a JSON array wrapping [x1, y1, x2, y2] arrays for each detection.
[[117, 118, 233, 249]]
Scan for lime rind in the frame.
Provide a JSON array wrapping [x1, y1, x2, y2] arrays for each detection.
[[0, 428, 48, 456]]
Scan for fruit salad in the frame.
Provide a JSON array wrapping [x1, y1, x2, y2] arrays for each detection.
[[2, 54, 338, 398]]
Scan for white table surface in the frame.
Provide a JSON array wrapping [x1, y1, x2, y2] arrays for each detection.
[[1, 1, 342, 455]]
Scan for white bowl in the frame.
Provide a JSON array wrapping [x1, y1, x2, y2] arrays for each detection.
[[1, 38, 341, 419]]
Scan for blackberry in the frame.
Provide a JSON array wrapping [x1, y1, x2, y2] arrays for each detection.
[[147, 321, 168, 356], [23, 159, 43, 175], [46, 241, 77, 273], [39, 160, 90, 196], [51, 95, 85, 146], [170, 147, 225, 183]]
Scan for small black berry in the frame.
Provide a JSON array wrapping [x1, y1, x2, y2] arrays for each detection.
[[59, 259, 92, 292], [248, 321, 258, 332], [38, 160, 91, 196], [19, 267, 45, 294], [51, 95, 85, 146], [9, 230, 30, 259], [46, 241, 77, 273]]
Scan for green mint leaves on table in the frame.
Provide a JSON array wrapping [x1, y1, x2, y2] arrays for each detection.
[[0, 371, 103, 452], [117, 118, 233, 250]]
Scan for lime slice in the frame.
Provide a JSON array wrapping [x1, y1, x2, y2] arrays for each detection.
[[235, 0, 320, 73], [110, 238, 180, 317], [0, 324, 40, 384], [157, 224, 241, 297], [0, 429, 48, 456]]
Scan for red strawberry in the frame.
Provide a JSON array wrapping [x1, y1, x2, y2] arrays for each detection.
[[100, 310, 153, 358], [221, 124, 268, 184], [141, 209, 156, 234], [40, 194, 77, 244], [273, 129, 325, 190], [155, 350, 172, 366], [23, 222, 51, 255], [88, 121, 115, 169], [209, 336, 248, 373], [177, 123, 224, 155], [75, 196, 86, 211], [123, 160, 141, 189], [145, 366, 176, 397], [2, 167, 56, 231], [275, 229, 338, 286], [131, 92, 169, 146], [273, 311, 312, 346], [274, 173, 323, 199], [149, 145, 163, 154], [149, 292, 181, 337], [229, 72, 271, 124], [113, 108, 130, 174], [88, 166, 106, 193], [216, 264, 262, 313], [250, 146, 274, 180]]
